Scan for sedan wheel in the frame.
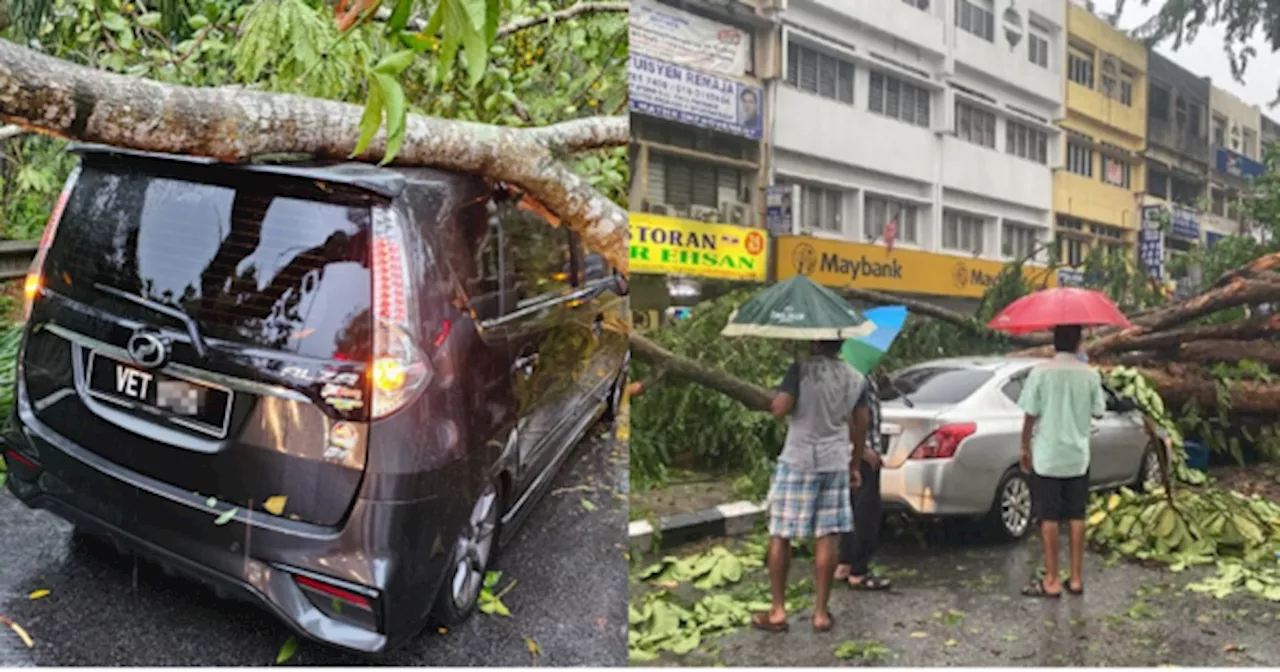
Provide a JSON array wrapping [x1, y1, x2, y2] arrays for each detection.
[[450, 484, 499, 612], [989, 470, 1032, 541]]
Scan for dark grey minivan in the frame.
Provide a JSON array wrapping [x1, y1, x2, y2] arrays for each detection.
[[2, 145, 629, 653]]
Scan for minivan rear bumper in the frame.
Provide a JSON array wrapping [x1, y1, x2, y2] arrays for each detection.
[[5, 388, 459, 655]]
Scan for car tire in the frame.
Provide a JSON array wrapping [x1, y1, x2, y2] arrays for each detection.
[[432, 478, 503, 626], [985, 468, 1033, 542], [1136, 445, 1163, 491]]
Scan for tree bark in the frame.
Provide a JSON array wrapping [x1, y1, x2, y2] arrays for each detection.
[[0, 39, 630, 274], [630, 333, 774, 412], [1123, 364, 1280, 415]]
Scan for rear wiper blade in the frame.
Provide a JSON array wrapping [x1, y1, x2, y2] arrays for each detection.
[[888, 379, 915, 408], [93, 284, 210, 359]]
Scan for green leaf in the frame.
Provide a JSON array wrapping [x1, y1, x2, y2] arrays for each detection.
[[386, 0, 416, 33], [580, 497, 597, 512], [102, 12, 128, 32], [462, 27, 489, 86], [352, 78, 385, 158], [373, 49, 416, 76], [275, 635, 298, 665], [374, 73, 406, 164], [137, 12, 162, 28], [213, 507, 239, 526]]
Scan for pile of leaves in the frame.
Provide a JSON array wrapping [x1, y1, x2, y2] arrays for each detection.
[[1103, 365, 1206, 484], [629, 543, 810, 662], [0, 321, 21, 485], [1086, 486, 1280, 601]]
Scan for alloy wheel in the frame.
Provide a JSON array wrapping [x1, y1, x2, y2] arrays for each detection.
[[1000, 476, 1031, 538], [450, 484, 499, 610]]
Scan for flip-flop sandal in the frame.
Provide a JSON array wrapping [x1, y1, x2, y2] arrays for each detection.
[[1021, 580, 1062, 599], [847, 575, 892, 591], [812, 613, 835, 633], [751, 612, 790, 633], [1067, 584, 1084, 595]]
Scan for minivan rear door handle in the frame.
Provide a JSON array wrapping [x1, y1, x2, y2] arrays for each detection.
[[513, 353, 539, 376]]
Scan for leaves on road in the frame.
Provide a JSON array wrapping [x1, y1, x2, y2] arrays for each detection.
[[479, 571, 516, 617], [634, 546, 760, 591], [263, 496, 288, 516], [275, 635, 298, 664], [580, 498, 597, 512], [909, 631, 928, 639], [524, 635, 542, 664], [28, 589, 50, 600], [833, 639, 891, 662], [0, 616, 33, 649]]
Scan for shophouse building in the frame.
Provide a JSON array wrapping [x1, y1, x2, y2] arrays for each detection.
[[1205, 84, 1263, 243], [768, 0, 1064, 309], [1053, 2, 1147, 284], [1139, 50, 1210, 278], [627, 0, 782, 323]]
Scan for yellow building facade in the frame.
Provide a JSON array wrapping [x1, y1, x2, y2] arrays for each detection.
[[1053, 3, 1148, 277]]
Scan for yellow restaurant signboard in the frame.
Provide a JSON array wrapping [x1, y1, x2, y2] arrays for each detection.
[[630, 212, 769, 282], [775, 236, 1056, 298]]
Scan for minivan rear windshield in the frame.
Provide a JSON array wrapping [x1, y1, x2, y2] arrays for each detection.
[[44, 158, 375, 361], [881, 367, 994, 405]]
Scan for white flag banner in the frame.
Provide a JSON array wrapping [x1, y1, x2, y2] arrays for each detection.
[[629, 0, 752, 77]]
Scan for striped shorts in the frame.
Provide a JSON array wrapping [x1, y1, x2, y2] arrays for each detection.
[[766, 462, 853, 539]]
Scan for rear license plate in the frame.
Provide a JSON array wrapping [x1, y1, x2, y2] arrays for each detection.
[[86, 352, 232, 437]]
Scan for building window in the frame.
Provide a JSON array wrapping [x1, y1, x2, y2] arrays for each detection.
[[786, 42, 856, 104], [956, 0, 995, 41], [1243, 127, 1258, 158], [1211, 189, 1227, 216], [865, 195, 919, 243], [1117, 72, 1135, 106], [795, 183, 843, 233], [646, 153, 749, 217], [1027, 28, 1049, 68], [942, 210, 985, 253], [955, 101, 996, 148], [1101, 155, 1132, 188], [903, 0, 929, 8], [1002, 222, 1040, 259], [1006, 119, 1049, 164], [1147, 164, 1169, 199], [869, 72, 931, 128], [1150, 83, 1171, 121], [1212, 114, 1227, 147], [1068, 47, 1093, 88], [1066, 136, 1093, 177]]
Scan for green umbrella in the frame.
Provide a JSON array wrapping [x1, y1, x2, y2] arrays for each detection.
[[721, 275, 876, 340]]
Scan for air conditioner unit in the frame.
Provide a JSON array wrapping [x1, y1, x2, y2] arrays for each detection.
[[690, 205, 721, 223], [632, 310, 661, 331], [669, 205, 691, 219], [721, 201, 750, 226], [647, 203, 672, 216]]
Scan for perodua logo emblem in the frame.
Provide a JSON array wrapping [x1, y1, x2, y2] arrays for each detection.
[[127, 331, 169, 369]]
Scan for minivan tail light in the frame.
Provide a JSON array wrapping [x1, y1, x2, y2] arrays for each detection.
[[909, 423, 978, 460], [24, 170, 78, 321], [369, 206, 431, 419]]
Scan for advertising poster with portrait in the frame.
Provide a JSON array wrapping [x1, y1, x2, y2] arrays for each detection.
[[629, 53, 764, 140]]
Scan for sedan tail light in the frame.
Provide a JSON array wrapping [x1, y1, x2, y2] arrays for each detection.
[[908, 423, 977, 460]]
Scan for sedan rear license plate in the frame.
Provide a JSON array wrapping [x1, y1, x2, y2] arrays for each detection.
[[86, 352, 232, 437]]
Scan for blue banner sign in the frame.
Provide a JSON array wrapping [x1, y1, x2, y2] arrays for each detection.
[[1057, 268, 1084, 287], [1216, 148, 1265, 180], [1138, 219, 1164, 280], [1168, 205, 1200, 240], [630, 53, 764, 140], [1206, 231, 1225, 248]]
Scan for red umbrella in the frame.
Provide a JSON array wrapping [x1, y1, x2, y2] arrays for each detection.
[[987, 287, 1132, 334]]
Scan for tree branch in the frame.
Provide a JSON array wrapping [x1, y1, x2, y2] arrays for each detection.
[[372, 2, 628, 37], [630, 333, 774, 412], [0, 39, 630, 275], [834, 284, 1043, 346]]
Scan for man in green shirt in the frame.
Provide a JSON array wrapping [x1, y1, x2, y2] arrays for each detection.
[[1017, 325, 1106, 598]]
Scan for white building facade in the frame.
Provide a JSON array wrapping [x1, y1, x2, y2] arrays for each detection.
[[771, 0, 1064, 265]]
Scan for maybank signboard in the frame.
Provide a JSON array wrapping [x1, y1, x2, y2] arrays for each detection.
[[775, 236, 1056, 298], [631, 212, 769, 281]]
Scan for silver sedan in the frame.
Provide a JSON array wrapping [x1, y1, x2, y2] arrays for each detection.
[[875, 357, 1161, 540]]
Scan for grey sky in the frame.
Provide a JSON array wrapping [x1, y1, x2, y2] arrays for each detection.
[[1092, 0, 1280, 115]]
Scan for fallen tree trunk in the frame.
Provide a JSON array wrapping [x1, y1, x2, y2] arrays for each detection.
[[630, 333, 773, 412], [1126, 364, 1280, 414], [0, 39, 630, 274]]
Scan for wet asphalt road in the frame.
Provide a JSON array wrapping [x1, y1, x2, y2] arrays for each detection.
[[0, 420, 628, 666], [645, 532, 1280, 667]]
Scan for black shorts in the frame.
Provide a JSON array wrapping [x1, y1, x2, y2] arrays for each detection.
[[1030, 472, 1089, 522]]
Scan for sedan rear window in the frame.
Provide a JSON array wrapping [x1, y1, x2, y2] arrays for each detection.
[[881, 367, 994, 405]]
